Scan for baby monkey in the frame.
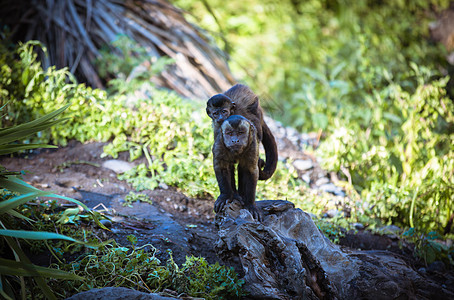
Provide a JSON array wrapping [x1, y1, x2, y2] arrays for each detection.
[[212, 115, 261, 220]]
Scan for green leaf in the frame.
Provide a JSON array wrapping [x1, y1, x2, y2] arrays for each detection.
[[0, 176, 109, 230], [0, 258, 84, 280], [0, 229, 114, 248], [0, 104, 69, 142], [0, 191, 50, 214], [0, 144, 57, 155], [0, 229, 80, 242], [5, 209, 34, 222], [383, 112, 401, 123], [0, 118, 69, 145]]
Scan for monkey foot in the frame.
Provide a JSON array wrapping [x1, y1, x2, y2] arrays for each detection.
[[244, 204, 262, 222], [214, 194, 230, 213]]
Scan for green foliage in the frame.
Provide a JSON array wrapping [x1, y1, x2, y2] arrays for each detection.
[[403, 228, 454, 265], [123, 191, 152, 207], [50, 240, 244, 299], [314, 218, 346, 244], [173, 0, 454, 237], [174, 0, 449, 131], [0, 104, 108, 299], [160, 255, 244, 299], [317, 72, 454, 235], [0, 38, 313, 207]]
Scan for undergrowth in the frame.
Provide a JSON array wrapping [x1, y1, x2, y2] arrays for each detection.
[[0, 38, 312, 205], [46, 236, 244, 299], [174, 0, 454, 241], [2, 16, 453, 271]]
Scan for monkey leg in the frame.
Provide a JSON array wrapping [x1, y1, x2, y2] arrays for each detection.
[[238, 163, 261, 221], [214, 163, 235, 213], [230, 164, 242, 203]]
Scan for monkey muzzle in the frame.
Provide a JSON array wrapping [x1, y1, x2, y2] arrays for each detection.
[[227, 145, 244, 154]]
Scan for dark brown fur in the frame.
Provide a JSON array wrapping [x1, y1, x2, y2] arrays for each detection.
[[212, 115, 261, 220], [206, 84, 278, 180]]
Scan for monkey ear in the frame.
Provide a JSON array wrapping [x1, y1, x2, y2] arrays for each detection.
[[247, 98, 259, 114]]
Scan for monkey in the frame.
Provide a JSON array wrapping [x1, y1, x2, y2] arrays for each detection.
[[212, 114, 261, 220], [206, 84, 278, 181]]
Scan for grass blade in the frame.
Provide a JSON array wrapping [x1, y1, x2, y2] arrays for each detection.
[[0, 258, 84, 280]]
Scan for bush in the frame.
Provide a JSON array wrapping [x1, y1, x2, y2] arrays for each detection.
[[49, 238, 244, 299]]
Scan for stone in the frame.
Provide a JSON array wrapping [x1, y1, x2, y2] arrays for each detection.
[[319, 183, 346, 197], [66, 287, 178, 300], [427, 261, 446, 273], [326, 209, 340, 218], [102, 160, 134, 174], [99, 219, 112, 228], [353, 223, 365, 230], [158, 182, 169, 190], [302, 173, 311, 184], [315, 177, 330, 186], [293, 159, 313, 171]]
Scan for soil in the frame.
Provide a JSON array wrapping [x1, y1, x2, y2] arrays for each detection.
[[2, 140, 453, 295], [1, 140, 220, 266]]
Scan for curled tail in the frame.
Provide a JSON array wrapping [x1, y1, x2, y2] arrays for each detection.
[[258, 122, 278, 180]]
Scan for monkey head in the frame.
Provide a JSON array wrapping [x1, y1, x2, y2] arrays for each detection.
[[221, 115, 254, 154], [206, 94, 236, 124]]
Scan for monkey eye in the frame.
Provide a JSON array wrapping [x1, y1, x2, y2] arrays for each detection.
[[213, 111, 219, 116], [222, 109, 228, 114]]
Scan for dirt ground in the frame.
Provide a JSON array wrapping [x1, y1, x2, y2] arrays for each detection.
[[1, 140, 453, 292], [1, 141, 220, 265]]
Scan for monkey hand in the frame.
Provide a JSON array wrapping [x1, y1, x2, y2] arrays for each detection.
[[214, 194, 230, 213], [258, 158, 265, 169], [244, 203, 262, 222]]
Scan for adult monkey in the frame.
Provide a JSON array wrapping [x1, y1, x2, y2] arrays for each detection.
[[212, 114, 261, 220], [206, 84, 278, 180]]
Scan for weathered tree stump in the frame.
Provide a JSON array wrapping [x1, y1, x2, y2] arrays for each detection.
[[214, 200, 454, 300]]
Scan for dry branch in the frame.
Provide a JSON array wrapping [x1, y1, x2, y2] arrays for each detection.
[[0, 0, 235, 99]]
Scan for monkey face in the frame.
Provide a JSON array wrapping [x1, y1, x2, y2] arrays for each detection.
[[221, 115, 251, 153], [206, 94, 235, 124]]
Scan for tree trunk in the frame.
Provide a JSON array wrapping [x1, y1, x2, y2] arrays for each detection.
[[214, 200, 454, 300]]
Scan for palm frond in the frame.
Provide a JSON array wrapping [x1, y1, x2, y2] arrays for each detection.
[[1, 0, 235, 99]]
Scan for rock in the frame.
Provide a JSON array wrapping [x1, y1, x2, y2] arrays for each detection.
[[102, 160, 134, 174], [315, 177, 330, 186], [66, 287, 178, 300], [318, 183, 346, 197], [109, 198, 192, 263], [285, 126, 301, 145], [158, 182, 169, 190], [326, 209, 340, 218], [214, 200, 454, 300], [31, 175, 43, 183], [99, 219, 112, 228], [293, 159, 313, 171], [353, 223, 365, 230], [427, 261, 446, 273], [302, 173, 311, 184]]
